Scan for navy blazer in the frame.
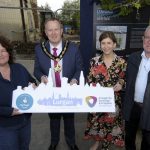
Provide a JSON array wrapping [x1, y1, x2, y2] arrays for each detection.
[[0, 63, 36, 127], [34, 41, 83, 83], [123, 50, 150, 130]]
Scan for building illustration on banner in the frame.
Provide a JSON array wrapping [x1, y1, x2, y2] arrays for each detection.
[[12, 69, 115, 113]]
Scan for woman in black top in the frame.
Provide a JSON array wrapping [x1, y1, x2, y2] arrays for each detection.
[[0, 36, 36, 150]]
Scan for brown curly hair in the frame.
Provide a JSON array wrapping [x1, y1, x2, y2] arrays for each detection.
[[0, 35, 13, 64]]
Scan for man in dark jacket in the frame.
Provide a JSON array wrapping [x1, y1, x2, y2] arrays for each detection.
[[123, 25, 150, 150], [34, 18, 82, 150]]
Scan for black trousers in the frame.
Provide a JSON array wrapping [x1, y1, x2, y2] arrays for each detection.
[[125, 102, 150, 150], [48, 113, 75, 146]]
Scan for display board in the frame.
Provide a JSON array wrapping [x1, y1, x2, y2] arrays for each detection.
[[93, 3, 150, 58]]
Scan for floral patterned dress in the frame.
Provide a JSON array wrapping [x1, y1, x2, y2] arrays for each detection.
[[84, 54, 126, 150]]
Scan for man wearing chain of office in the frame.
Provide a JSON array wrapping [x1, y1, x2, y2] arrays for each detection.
[[34, 18, 83, 150]]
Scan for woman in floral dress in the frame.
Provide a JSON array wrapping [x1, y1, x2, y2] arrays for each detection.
[[84, 31, 126, 150]]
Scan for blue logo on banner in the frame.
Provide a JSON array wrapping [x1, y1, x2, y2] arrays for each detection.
[[16, 94, 33, 110]]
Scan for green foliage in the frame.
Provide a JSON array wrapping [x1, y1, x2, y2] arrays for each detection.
[[99, 0, 150, 16], [119, 6, 133, 16], [57, 0, 80, 31], [100, 0, 116, 10]]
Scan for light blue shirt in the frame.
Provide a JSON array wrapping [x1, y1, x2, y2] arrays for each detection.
[[134, 52, 150, 103]]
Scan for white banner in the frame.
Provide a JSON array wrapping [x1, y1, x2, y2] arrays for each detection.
[[12, 71, 115, 113]]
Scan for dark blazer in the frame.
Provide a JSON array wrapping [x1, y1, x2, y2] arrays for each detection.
[[123, 50, 150, 130], [34, 40, 83, 83], [0, 63, 36, 127]]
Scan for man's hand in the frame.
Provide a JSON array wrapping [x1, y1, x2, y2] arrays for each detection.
[[41, 75, 48, 84], [70, 79, 78, 85]]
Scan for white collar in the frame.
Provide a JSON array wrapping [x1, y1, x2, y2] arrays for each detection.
[[50, 41, 62, 51]]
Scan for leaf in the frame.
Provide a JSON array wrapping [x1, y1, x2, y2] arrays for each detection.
[[133, 2, 141, 9]]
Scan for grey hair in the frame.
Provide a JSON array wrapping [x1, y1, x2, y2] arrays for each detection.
[[144, 25, 150, 35]]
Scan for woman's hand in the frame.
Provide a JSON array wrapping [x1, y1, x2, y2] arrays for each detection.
[[11, 108, 22, 116], [113, 82, 122, 92], [28, 82, 37, 89]]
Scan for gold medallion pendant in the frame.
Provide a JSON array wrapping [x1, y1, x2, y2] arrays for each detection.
[[54, 63, 61, 72], [56, 58, 60, 62]]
